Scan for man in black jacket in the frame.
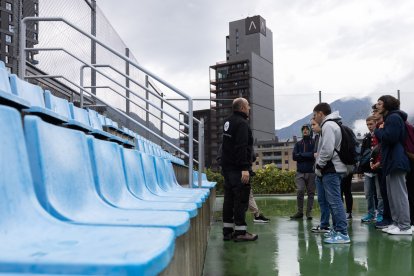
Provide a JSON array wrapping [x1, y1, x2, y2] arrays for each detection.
[[290, 124, 316, 220], [221, 97, 258, 242]]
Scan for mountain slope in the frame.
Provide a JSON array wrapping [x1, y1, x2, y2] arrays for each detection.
[[275, 97, 373, 140]]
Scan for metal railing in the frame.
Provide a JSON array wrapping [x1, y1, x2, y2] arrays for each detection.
[[20, 17, 204, 187]]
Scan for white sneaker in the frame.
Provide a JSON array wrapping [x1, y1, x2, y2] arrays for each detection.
[[382, 225, 397, 233], [411, 226, 414, 232], [387, 227, 412, 235]]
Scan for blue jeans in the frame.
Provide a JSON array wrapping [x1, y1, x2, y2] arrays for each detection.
[[322, 173, 348, 235], [364, 174, 376, 216], [316, 176, 330, 229]]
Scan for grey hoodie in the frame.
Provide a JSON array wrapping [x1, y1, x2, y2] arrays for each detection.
[[316, 111, 348, 174]]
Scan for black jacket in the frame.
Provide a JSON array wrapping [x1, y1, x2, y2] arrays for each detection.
[[358, 133, 373, 173], [221, 111, 253, 171], [293, 136, 315, 173]]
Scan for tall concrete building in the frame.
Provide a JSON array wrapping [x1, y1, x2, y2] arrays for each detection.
[[208, 15, 275, 169], [0, 0, 39, 74]]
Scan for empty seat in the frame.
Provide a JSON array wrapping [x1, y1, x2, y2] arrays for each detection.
[[87, 137, 198, 217], [154, 157, 209, 198], [9, 74, 66, 123], [66, 102, 93, 132], [43, 90, 71, 122], [122, 148, 202, 209], [0, 62, 30, 109], [0, 104, 175, 275], [140, 153, 205, 205], [24, 115, 190, 237]]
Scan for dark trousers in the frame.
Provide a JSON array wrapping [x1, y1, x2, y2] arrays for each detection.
[[340, 173, 353, 214], [378, 170, 392, 222], [406, 161, 414, 225], [222, 170, 251, 235]]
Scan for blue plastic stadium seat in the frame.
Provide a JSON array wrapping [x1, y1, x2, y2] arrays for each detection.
[[122, 147, 202, 209], [154, 157, 209, 198], [0, 104, 175, 275], [87, 137, 198, 217], [43, 90, 71, 122], [66, 102, 93, 132], [140, 153, 205, 205], [95, 112, 135, 148], [9, 74, 67, 123], [0, 62, 30, 109], [24, 115, 190, 237], [193, 171, 216, 189]]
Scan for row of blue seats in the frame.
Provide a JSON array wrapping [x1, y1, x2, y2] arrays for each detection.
[[0, 61, 186, 166], [0, 103, 215, 275]]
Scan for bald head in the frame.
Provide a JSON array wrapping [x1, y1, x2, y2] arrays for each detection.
[[232, 97, 250, 116], [232, 97, 247, 111]]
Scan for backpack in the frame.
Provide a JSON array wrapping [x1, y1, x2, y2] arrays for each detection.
[[405, 121, 414, 160], [322, 120, 359, 165]]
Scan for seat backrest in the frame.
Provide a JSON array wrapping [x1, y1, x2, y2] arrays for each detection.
[[44, 90, 71, 120], [69, 103, 91, 126], [87, 137, 133, 206], [154, 156, 174, 191], [9, 74, 45, 108], [140, 152, 165, 195], [0, 62, 12, 95], [0, 106, 38, 227], [24, 115, 102, 220], [87, 109, 104, 131], [121, 148, 155, 199]]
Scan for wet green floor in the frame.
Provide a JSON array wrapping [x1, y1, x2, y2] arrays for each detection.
[[203, 196, 414, 276]]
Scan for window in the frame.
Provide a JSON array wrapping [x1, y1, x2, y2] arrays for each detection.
[[33, 33, 38, 40], [6, 2, 12, 11], [285, 160, 289, 164], [5, 35, 12, 43], [5, 45, 9, 53], [34, 3, 38, 10], [8, 14, 13, 22], [9, 25, 14, 33], [5, 56, 9, 64], [34, 23, 38, 31]]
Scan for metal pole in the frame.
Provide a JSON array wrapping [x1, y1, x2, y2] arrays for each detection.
[[80, 67, 84, 108], [91, 0, 96, 96], [397, 90, 400, 101], [198, 118, 204, 187], [188, 101, 194, 188], [145, 75, 150, 139], [18, 13, 26, 78], [160, 92, 164, 148], [319, 91, 322, 103], [125, 48, 130, 115]]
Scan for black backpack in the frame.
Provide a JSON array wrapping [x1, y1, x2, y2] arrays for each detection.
[[322, 120, 359, 165]]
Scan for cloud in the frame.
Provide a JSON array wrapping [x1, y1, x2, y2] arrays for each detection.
[[97, 0, 414, 131]]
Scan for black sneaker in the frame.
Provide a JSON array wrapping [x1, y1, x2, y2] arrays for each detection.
[[346, 213, 352, 221], [253, 214, 270, 223], [234, 232, 258, 242], [223, 232, 234, 241], [307, 216, 313, 220], [290, 212, 303, 219], [311, 225, 330, 233]]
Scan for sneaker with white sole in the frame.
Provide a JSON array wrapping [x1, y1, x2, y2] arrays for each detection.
[[253, 214, 270, 223], [387, 227, 412, 235], [324, 229, 336, 238], [323, 232, 351, 244], [382, 225, 397, 233], [361, 213, 375, 223], [311, 225, 330, 233]]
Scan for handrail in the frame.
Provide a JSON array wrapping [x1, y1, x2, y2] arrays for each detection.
[[25, 75, 189, 157], [83, 85, 191, 139], [20, 16, 195, 187], [80, 64, 188, 115], [78, 63, 189, 127]]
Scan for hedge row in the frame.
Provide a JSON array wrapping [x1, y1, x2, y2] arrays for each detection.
[[205, 164, 296, 195]]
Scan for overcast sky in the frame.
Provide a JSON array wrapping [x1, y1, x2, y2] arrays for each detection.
[[98, 0, 414, 129]]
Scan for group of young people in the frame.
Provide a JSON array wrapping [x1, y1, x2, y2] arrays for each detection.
[[290, 95, 413, 244]]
